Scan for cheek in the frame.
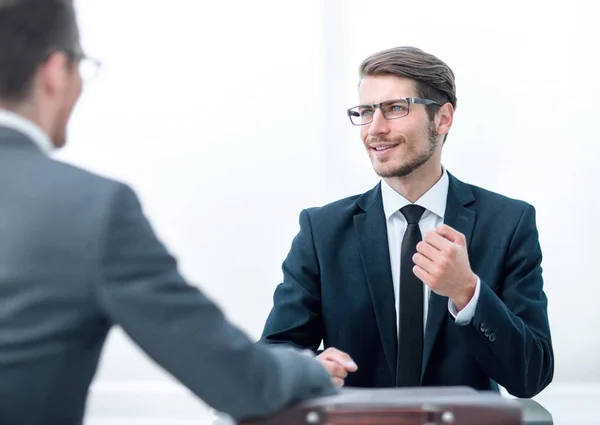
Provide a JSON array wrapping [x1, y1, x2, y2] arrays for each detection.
[[399, 120, 430, 143], [67, 81, 82, 111], [74, 76, 83, 101], [360, 126, 370, 142]]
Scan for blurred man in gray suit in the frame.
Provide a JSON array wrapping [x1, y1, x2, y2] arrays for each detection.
[[0, 1, 337, 424]]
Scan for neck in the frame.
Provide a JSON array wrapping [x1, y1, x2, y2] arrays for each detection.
[[0, 99, 34, 121], [0, 100, 49, 135], [383, 159, 443, 203]]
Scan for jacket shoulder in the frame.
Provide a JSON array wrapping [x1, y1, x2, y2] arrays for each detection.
[[467, 182, 533, 213], [302, 190, 370, 225]]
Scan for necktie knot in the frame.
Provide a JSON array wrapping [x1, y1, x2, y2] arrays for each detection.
[[400, 204, 425, 225]]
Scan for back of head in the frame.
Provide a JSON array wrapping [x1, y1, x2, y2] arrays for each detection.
[[359, 46, 457, 121], [0, 0, 81, 104]]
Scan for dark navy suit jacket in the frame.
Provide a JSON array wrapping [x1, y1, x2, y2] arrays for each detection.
[[261, 172, 553, 398]]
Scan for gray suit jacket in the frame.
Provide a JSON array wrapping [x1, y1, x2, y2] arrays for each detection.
[[0, 127, 335, 425]]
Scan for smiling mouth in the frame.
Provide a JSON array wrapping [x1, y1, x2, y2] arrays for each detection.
[[371, 145, 397, 152]]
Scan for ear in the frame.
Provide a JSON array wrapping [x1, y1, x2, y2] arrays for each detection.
[[37, 51, 71, 99], [435, 102, 454, 138]]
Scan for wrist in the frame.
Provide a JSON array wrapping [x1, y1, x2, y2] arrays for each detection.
[[452, 273, 477, 311]]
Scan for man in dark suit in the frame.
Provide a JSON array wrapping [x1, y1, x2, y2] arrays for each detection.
[[261, 46, 554, 397], [0, 1, 337, 424]]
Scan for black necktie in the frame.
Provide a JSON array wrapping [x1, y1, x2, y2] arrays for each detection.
[[396, 204, 426, 387]]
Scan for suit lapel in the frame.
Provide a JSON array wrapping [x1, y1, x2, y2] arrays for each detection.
[[421, 172, 476, 381], [354, 184, 398, 378]]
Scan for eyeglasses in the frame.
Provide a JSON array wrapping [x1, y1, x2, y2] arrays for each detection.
[[346, 97, 441, 126], [42, 49, 102, 82], [77, 56, 102, 81]]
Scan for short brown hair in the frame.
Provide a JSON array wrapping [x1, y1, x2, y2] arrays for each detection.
[[359, 46, 457, 120]]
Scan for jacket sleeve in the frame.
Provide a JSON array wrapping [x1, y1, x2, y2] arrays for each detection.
[[92, 184, 336, 420], [260, 209, 324, 352], [455, 203, 554, 398]]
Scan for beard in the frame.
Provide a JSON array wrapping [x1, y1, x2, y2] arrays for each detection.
[[371, 121, 438, 178]]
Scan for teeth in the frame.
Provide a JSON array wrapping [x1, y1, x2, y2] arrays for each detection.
[[375, 147, 391, 151]]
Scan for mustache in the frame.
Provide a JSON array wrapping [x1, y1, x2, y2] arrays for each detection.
[[366, 135, 406, 146]]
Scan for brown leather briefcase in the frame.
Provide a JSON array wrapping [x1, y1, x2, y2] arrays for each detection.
[[239, 387, 523, 425]]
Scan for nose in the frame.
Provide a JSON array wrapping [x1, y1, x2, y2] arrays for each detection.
[[367, 108, 390, 137]]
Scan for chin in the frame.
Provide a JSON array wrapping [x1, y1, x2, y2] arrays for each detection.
[[51, 134, 67, 149], [373, 161, 420, 179], [372, 159, 400, 177], [374, 166, 401, 178]]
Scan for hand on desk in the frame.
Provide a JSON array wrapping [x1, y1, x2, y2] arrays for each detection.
[[317, 347, 358, 387]]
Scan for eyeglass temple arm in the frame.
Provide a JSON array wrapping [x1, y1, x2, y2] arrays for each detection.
[[410, 98, 441, 106]]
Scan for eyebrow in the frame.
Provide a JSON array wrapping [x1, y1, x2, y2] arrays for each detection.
[[358, 98, 410, 107]]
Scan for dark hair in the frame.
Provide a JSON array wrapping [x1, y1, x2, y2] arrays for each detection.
[[0, 0, 80, 102], [359, 46, 457, 121]]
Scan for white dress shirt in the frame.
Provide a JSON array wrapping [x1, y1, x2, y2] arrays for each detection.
[[0, 108, 54, 154], [380, 169, 481, 335]]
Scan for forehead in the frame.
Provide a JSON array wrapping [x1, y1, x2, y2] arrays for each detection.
[[358, 75, 418, 104]]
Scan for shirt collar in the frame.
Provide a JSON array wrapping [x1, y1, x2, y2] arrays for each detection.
[[0, 108, 54, 155], [381, 168, 449, 220]]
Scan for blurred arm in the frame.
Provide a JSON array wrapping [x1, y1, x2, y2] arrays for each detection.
[[92, 184, 336, 420]]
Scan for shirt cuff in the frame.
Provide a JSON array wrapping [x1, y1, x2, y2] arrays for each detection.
[[448, 276, 481, 325]]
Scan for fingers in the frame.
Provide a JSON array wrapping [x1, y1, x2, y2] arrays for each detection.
[[318, 359, 349, 387], [320, 359, 348, 379], [435, 224, 466, 246], [422, 226, 467, 262], [318, 347, 358, 371], [317, 347, 358, 388], [413, 252, 436, 276], [413, 264, 433, 286], [422, 230, 450, 252], [416, 239, 442, 263], [332, 377, 345, 387]]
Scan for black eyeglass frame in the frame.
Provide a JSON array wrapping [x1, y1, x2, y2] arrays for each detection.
[[346, 97, 442, 126]]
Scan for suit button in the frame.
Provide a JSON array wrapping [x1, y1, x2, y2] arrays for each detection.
[[489, 333, 496, 342], [484, 329, 490, 337], [480, 323, 486, 332]]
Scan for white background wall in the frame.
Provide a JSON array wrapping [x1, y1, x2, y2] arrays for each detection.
[[61, 0, 599, 421]]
